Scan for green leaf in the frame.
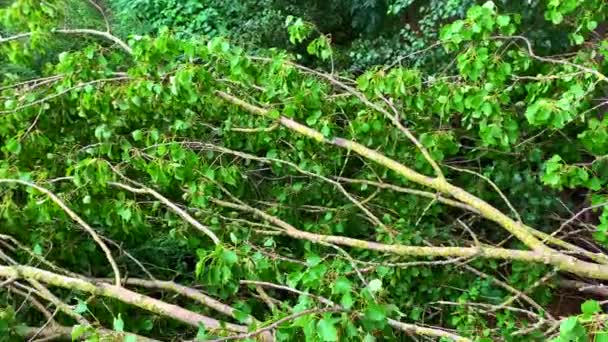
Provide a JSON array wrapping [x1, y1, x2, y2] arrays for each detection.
[[596, 331, 608, 342], [333, 277, 351, 294], [74, 299, 88, 314], [367, 279, 382, 293], [71, 325, 87, 340], [113, 314, 124, 332], [132, 130, 143, 142], [581, 300, 601, 316], [196, 323, 207, 341], [32, 243, 43, 255], [5, 139, 21, 154], [4, 99, 16, 110], [317, 316, 339, 341], [560, 316, 578, 334], [221, 249, 238, 265], [340, 292, 354, 309], [124, 335, 137, 342], [364, 303, 386, 322], [118, 207, 132, 222], [496, 15, 510, 27]]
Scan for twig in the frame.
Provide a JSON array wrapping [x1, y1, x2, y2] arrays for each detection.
[[446, 165, 521, 222], [547, 201, 608, 242], [240, 280, 335, 306], [94, 277, 256, 325], [0, 76, 130, 115], [492, 35, 607, 82], [463, 265, 553, 321], [206, 308, 342, 342], [6, 286, 54, 321], [333, 176, 478, 213], [245, 57, 445, 179], [18, 325, 161, 342], [255, 285, 277, 312], [177, 141, 391, 234], [86, 0, 110, 32]]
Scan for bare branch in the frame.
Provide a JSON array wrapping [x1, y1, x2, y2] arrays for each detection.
[[0, 29, 132, 54], [492, 35, 607, 83]]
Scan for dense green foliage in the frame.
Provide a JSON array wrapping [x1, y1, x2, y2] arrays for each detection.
[[1, 0, 608, 341], [107, 0, 477, 71]]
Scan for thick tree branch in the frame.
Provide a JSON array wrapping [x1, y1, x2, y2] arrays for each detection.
[[215, 91, 548, 252], [210, 197, 608, 280], [0, 265, 248, 333]]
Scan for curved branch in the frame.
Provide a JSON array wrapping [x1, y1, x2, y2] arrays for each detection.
[[0, 179, 121, 286], [246, 280, 471, 341], [108, 181, 221, 245], [249, 56, 445, 179], [0, 29, 132, 55], [492, 35, 607, 83]]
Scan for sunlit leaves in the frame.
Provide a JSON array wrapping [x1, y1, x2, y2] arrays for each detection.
[[317, 315, 339, 341], [285, 16, 313, 45]]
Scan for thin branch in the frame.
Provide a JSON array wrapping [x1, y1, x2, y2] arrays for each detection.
[[6, 286, 54, 321], [108, 181, 221, 245], [0, 29, 132, 54], [240, 280, 335, 306], [334, 176, 478, 213], [206, 308, 341, 342], [386, 319, 471, 342], [463, 265, 554, 321], [176, 141, 391, 234], [242, 280, 470, 341], [17, 325, 161, 342], [0, 179, 121, 286], [547, 201, 608, 242], [446, 165, 521, 222], [0, 76, 130, 115], [86, 0, 110, 32], [246, 57, 445, 179], [492, 35, 607, 83]]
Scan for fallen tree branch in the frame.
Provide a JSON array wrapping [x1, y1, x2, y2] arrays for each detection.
[[95, 277, 256, 325], [206, 308, 342, 342], [210, 197, 608, 280], [245, 280, 471, 341], [17, 325, 160, 342], [0, 265, 249, 333], [215, 90, 547, 252]]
